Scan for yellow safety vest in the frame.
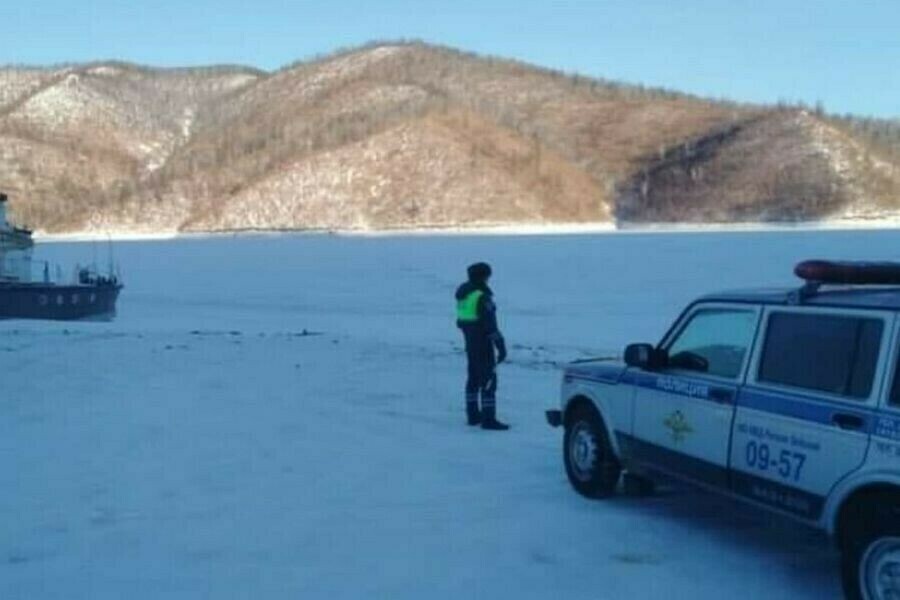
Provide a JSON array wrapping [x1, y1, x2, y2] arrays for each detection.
[[456, 290, 484, 323]]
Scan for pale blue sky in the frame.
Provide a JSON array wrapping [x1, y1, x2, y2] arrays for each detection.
[[1, 0, 897, 118]]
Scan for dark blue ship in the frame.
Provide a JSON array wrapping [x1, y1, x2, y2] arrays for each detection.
[[0, 193, 122, 320]]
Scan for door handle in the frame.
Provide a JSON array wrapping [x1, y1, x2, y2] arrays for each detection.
[[832, 413, 865, 431], [709, 388, 733, 404]]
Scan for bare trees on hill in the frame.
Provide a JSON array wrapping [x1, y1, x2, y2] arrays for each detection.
[[0, 42, 897, 231]]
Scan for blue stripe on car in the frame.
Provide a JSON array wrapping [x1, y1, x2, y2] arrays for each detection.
[[567, 368, 900, 440], [738, 387, 874, 431]]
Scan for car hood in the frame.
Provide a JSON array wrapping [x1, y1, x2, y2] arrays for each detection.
[[564, 359, 627, 384]]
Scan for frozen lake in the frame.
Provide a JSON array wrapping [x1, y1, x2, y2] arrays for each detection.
[[3, 228, 899, 598]]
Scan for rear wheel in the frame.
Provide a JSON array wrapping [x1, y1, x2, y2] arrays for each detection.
[[563, 405, 621, 498], [840, 493, 900, 600]]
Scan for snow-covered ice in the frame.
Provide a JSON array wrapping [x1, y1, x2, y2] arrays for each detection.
[[4, 229, 899, 599]]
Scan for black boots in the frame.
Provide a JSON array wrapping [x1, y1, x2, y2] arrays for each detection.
[[481, 417, 510, 431], [480, 406, 510, 431], [465, 402, 509, 430], [466, 402, 482, 426]]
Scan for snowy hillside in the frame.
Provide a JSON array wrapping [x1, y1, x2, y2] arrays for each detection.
[[1, 42, 898, 234]]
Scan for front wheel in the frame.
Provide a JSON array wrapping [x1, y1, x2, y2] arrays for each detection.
[[563, 406, 621, 498]]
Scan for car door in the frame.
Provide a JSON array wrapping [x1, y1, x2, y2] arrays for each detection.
[[730, 307, 891, 521], [627, 303, 761, 489], [869, 318, 900, 473]]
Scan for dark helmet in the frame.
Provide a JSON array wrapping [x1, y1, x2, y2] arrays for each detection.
[[467, 262, 492, 283]]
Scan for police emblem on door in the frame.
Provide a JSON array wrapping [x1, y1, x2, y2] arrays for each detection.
[[663, 411, 693, 444]]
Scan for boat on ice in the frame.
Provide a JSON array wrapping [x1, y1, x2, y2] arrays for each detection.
[[0, 192, 122, 320]]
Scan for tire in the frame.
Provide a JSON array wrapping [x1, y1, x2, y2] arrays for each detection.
[[563, 405, 621, 498], [841, 497, 900, 600]]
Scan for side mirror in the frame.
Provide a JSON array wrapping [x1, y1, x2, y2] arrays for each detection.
[[624, 343, 667, 370]]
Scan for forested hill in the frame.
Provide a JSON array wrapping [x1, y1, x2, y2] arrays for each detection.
[[1, 42, 898, 232]]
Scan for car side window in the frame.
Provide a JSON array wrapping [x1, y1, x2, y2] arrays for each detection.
[[665, 308, 758, 379], [758, 312, 883, 400]]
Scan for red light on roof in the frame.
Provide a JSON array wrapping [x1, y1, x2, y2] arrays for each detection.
[[795, 260, 900, 285]]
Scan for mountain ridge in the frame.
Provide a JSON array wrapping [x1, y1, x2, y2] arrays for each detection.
[[0, 41, 897, 233]]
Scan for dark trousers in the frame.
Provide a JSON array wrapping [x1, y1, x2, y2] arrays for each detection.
[[464, 335, 497, 413]]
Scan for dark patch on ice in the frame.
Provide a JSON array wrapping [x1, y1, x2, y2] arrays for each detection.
[[529, 549, 558, 565], [7, 554, 31, 565], [512, 344, 548, 351], [611, 552, 662, 566], [446, 342, 612, 372], [191, 329, 227, 337], [290, 329, 323, 337], [190, 329, 255, 338], [507, 357, 564, 371]]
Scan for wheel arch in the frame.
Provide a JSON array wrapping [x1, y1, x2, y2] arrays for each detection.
[[830, 480, 900, 541], [563, 393, 622, 458]]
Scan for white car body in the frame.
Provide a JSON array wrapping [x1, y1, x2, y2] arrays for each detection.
[[552, 289, 900, 537]]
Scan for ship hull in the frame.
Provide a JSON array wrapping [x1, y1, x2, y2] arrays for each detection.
[[0, 283, 122, 320]]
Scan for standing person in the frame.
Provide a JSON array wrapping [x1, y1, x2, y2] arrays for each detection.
[[455, 262, 509, 430]]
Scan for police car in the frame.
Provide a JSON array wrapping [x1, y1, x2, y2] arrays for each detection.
[[546, 260, 900, 600]]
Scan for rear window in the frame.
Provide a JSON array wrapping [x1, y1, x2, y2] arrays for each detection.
[[758, 312, 883, 399], [888, 349, 900, 407]]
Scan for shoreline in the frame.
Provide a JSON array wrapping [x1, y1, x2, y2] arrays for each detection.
[[32, 217, 900, 242]]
